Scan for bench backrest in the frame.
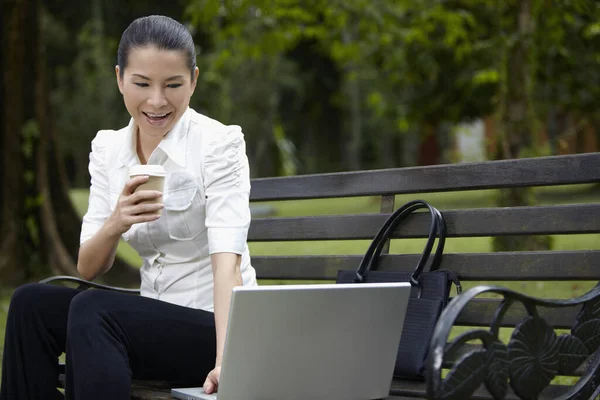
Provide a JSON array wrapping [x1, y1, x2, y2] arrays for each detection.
[[247, 153, 600, 330]]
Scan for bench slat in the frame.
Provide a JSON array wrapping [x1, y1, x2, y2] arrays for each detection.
[[248, 204, 600, 241], [250, 153, 600, 201], [456, 299, 580, 329], [130, 388, 170, 400], [252, 251, 600, 281]]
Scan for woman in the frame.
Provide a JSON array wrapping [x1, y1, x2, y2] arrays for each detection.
[[0, 15, 257, 399]]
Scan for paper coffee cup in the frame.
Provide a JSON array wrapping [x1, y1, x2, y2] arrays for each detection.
[[129, 165, 165, 214]]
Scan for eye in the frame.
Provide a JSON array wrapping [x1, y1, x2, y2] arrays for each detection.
[[167, 83, 182, 89], [134, 82, 149, 87]]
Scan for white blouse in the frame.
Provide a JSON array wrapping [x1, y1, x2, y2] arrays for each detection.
[[80, 107, 257, 311]]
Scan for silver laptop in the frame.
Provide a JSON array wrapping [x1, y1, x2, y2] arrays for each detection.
[[172, 282, 411, 400]]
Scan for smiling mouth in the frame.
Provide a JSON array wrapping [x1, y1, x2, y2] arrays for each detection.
[[143, 112, 172, 120]]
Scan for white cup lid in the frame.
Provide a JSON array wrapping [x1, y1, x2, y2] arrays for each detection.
[[129, 164, 166, 177]]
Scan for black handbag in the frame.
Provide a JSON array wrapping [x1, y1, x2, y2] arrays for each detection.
[[336, 200, 461, 380]]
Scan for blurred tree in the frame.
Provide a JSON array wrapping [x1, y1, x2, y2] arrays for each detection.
[[535, 1, 600, 153], [1, 0, 84, 284], [492, 0, 600, 250], [492, 0, 545, 251], [365, 1, 499, 163], [341, 0, 597, 250], [186, 0, 343, 174], [185, 0, 502, 172], [0, 0, 162, 286]]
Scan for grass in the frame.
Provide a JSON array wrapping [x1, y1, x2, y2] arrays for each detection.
[[1, 184, 599, 387]]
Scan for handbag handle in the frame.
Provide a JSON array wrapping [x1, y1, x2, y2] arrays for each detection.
[[354, 200, 446, 288], [367, 201, 445, 283], [355, 201, 430, 283], [355, 200, 446, 285], [369, 201, 446, 282]]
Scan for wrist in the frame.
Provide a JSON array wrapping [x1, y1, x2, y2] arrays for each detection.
[[215, 353, 223, 367], [103, 214, 125, 238]]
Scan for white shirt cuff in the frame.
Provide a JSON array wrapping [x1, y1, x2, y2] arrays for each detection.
[[208, 227, 248, 255]]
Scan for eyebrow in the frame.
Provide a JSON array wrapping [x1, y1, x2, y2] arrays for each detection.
[[132, 74, 185, 81]]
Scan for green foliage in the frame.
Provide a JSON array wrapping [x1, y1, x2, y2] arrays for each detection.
[[185, 0, 599, 173], [184, 0, 510, 172], [45, 0, 600, 176], [535, 1, 600, 117]]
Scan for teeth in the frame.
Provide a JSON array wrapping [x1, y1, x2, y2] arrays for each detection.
[[146, 112, 168, 118]]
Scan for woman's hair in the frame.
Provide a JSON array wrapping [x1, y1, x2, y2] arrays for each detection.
[[117, 15, 196, 80]]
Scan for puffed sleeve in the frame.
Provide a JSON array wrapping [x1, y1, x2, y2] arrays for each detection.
[[80, 131, 112, 244], [203, 125, 251, 255]]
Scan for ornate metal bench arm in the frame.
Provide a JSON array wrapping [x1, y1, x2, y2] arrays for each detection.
[[39, 275, 141, 295], [426, 284, 600, 400]]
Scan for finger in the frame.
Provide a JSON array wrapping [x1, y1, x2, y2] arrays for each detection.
[[131, 190, 163, 204], [122, 176, 149, 196], [203, 378, 215, 394], [131, 202, 164, 215], [129, 214, 161, 225]]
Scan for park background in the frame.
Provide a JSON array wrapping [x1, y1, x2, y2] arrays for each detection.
[[1, 0, 600, 382]]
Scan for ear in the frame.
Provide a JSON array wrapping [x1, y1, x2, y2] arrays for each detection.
[[115, 65, 124, 95], [190, 67, 200, 94]]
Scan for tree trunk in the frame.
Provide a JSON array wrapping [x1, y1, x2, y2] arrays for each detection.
[[418, 123, 441, 166], [1, 0, 140, 287], [1, 0, 36, 285], [493, 0, 552, 251]]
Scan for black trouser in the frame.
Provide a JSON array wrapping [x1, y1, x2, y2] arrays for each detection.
[[0, 283, 216, 400]]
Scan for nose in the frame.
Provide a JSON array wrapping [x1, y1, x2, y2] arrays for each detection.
[[147, 87, 168, 108]]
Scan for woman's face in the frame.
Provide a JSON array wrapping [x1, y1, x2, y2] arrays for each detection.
[[116, 46, 199, 141]]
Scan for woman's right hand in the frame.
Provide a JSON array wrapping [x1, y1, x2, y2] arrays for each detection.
[[107, 176, 164, 236]]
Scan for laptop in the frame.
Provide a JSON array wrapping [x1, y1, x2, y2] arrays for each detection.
[[172, 282, 411, 400]]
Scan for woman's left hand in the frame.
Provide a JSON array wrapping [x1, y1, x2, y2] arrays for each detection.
[[203, 366, 221, 394]]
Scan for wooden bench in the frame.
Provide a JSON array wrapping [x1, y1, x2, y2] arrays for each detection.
[[44, 152, 600, 399]]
